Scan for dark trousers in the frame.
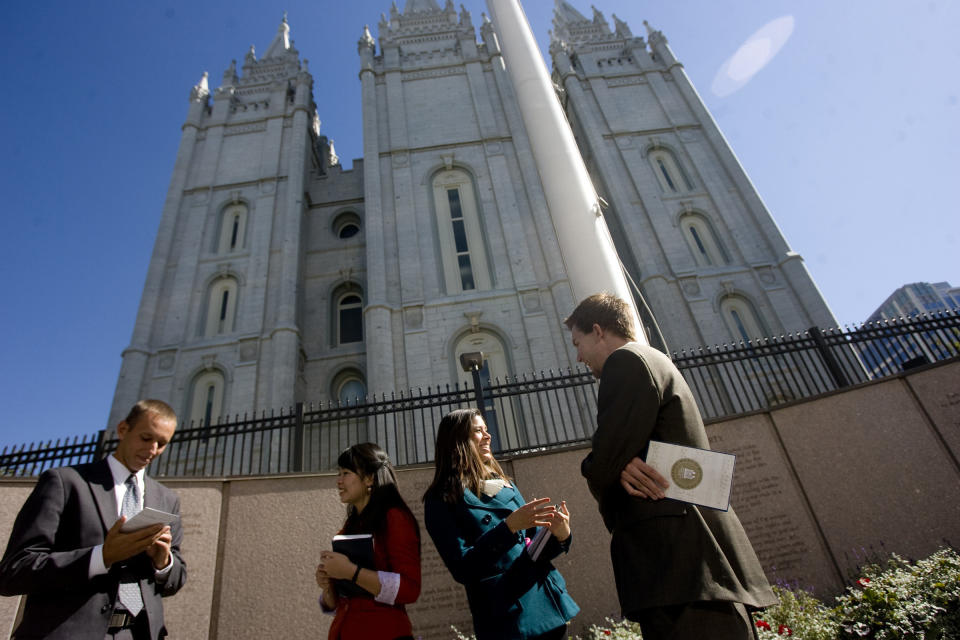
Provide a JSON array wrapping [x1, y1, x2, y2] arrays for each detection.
[[631, 601, 756, 640]]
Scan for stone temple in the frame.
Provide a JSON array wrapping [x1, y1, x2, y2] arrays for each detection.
[[107, 0, 835, 429]]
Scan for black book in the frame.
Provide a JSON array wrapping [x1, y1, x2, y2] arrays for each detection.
[[332, 534, 375, 598]]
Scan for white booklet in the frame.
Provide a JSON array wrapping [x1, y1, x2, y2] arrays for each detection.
[[644, 440, 736, 511], [120, 507, 178, 532]]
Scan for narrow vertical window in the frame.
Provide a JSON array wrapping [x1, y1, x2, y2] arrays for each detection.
[[720, 296, 767, 343], [448, 189, 475, 291], [730, 310, 750, 343], [217, 204, 248, 253], [203, 385, 215, 427], [338, 294, 363, 344], [649, 148, 694, 194], [204, 277, 238, 336], [189, 371, 225, 429], [689, 226, 708, 260], [681, 213, 728, 268], [433, 169, 491, 294], [230, 215, 240, 249], [657, 158, 677, 192]]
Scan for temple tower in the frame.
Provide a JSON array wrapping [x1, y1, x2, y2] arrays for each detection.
[[550, 2, 836, 351], [108, 18, 323, 428]]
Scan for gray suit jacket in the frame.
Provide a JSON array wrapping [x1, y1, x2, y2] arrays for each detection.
[[0, 459, 186, 639], [581, 343, 776, 614]]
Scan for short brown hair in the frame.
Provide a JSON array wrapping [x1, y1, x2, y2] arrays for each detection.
[[564, 293, 636, 341], [123, 399, 177, 430]]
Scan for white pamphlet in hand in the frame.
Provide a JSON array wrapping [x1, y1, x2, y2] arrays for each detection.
[[645, 440, 736, 511], [120, 507, 179, 533]]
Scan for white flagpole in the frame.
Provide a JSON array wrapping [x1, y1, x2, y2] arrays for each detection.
[[486, 0, 645, 341]]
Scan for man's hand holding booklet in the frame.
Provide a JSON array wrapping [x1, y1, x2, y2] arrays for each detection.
[[120, 507, 178, 533], [644, 440, 736, 511]]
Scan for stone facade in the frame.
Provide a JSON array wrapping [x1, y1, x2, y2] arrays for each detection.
[[108, 1, 836, 429], [551, 3, 836, 351]]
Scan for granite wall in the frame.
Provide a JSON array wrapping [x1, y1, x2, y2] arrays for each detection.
[[2, 359, 958, 638]]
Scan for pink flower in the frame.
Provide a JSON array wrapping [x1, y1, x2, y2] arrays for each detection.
[[756, 620, 771, 630], [778, 624, 792, 636], [857, 577, 871, 587], [603, 631, 611, 636]]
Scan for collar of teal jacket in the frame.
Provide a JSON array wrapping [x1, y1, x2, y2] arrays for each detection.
[[461, 484, 522, 512]]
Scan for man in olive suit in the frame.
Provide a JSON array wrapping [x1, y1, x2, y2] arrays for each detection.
[[566, 294, 775, 640], [0, 399, 186, 639]]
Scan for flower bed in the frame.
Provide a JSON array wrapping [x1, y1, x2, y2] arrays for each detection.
[[451, 547, 960, 639]]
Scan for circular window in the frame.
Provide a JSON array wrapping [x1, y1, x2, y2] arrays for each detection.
[[332, 212, 362, 240], [333, 371, 367, 405], [338, 223, 360, 239]]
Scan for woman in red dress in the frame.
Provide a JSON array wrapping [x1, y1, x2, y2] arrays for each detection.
[[316, 443, 421, 640]]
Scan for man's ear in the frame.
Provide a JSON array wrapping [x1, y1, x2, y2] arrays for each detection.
[[592, 323, 605, 339], [116, 420, 130, 441]]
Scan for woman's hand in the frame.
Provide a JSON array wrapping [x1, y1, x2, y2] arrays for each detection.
[[318, 550, 355, 580], [505, 497, 556, 533], [316, 562, 338, 610], [547, 500, 571, 542], [315, 563, 333, 589]]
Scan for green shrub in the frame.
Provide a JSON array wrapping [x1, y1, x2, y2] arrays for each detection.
[[450, 548, 960, 639], [753, 585, 839, 639], [753, 547, 960, 640], [832, 548, 960, 639]]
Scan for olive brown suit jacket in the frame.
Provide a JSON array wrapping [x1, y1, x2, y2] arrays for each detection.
[[581, 343, 776, 616]]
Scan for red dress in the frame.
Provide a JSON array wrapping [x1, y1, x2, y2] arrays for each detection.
[[328, 508, 421, 640]]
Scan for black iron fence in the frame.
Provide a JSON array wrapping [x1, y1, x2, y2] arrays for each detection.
[[2, 311, 957, 478]]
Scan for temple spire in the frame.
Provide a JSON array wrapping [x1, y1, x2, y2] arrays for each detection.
[[190, 71, 209, 102], [263, 14, 291, 58]]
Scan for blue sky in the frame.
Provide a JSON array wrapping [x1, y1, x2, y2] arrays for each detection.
[[1, 0, 958, 448]]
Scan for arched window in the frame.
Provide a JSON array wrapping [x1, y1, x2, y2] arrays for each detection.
[[335, 289, 363, 345], [188, 370, 225, 428], [648, 148, 694, 194], [679, 213, 729, 267], [452, 330, 520, 450], [216, 204, 248, 253], [331, 368, 367, 405], [719, 295, 767, 343], [453, 331, 511, 389], [332, 211, 362, 239], [432, 169, 491, 294], [204, 277, 238, 336]]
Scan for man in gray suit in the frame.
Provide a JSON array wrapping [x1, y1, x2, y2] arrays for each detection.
[[0, 399, 186, 639], [565, 294, 775, 640]]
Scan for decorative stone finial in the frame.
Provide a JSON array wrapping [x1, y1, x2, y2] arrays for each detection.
[[612, 14, 632, 38], [359, 24, 375, 50], [190, 71, 210, 101]]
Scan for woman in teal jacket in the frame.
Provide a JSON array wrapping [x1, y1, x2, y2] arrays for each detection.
[[423, 409, 579, 640]]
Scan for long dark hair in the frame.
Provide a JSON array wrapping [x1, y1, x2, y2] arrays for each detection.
[[423, 409, 509, 504], [338, 443, 419, 541]]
